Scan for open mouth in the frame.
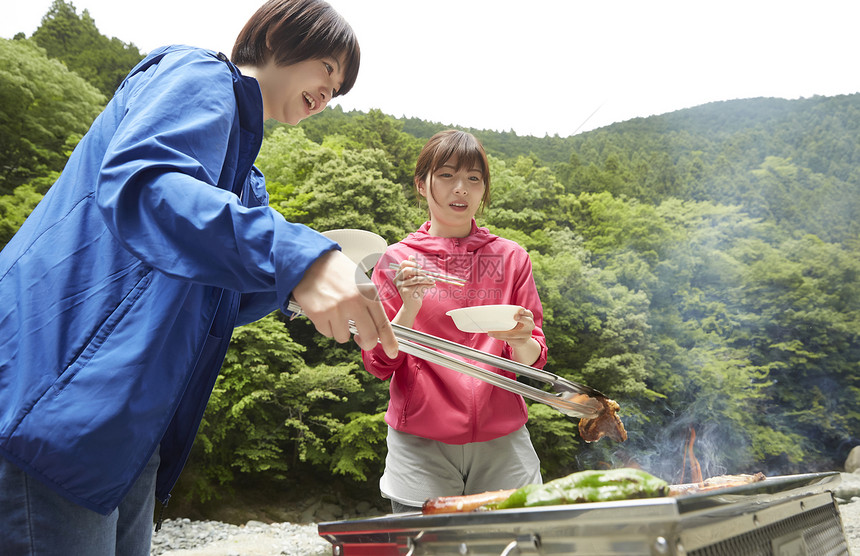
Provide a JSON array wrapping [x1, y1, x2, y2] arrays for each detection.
[[303, 92, 317, 110]]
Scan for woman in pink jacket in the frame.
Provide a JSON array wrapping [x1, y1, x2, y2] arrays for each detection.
[[362, 130, 547, 512]]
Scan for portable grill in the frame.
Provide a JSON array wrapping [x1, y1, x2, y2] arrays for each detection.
[[317, 472, 850, 555]]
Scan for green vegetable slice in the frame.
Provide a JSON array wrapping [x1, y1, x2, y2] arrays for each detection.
[[489, 468, 669, 509]]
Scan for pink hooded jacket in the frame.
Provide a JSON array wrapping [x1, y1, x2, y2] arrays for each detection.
[[362, 221, 548, 444]]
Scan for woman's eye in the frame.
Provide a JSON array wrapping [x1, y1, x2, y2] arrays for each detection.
[[324, 62, 333, 74]]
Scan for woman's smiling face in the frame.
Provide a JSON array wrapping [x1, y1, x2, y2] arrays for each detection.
[[252, 55, 345, 125], [419, 155, 486, 238]]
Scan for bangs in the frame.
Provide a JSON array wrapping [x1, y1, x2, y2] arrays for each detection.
[[432, 133, 487, 177], [269, 14, 360, 96]]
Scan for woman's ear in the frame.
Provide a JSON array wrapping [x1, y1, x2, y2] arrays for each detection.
[[415, 178, 427, 198]]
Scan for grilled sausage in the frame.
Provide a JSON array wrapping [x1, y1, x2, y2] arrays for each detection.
[[422, 489, 517, 515]]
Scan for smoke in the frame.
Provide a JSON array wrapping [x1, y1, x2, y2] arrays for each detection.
[[575, 401, 756, 484]]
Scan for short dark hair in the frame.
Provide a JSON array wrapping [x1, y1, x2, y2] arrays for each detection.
[[232, 0, 360, 97], [414, 130, 492, 212]]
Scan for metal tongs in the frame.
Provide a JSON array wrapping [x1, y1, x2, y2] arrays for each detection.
[[287, 301, 605, 419]]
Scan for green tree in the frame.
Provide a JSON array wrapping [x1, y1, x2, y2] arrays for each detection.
[[187, 313, 366, 501], [298, 108, 424, 192], [328, 411, 387, 482], [485, 155, 566, 235], [731, 235, 860, 471], [529, 229, 656, 402], [748, 156, 858, 243], [0, 38, 103, 194], [254, 126, 324, 222], [31, 0, 144, 98], [0, 173, 58, 249], [256, 127, 417, 243]]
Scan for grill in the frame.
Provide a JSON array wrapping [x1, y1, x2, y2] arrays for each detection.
[[317, 472, 850, 555]]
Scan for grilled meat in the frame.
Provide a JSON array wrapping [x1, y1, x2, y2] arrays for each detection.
[[578, 397, 627, 442], [422, 489, 516, 515], [668, 472, 766, 496]]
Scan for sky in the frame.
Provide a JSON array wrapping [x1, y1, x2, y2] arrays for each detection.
[[4, 0, 860, 137]]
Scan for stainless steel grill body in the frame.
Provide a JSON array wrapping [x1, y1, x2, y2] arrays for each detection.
[[318, 472, 850, 555]]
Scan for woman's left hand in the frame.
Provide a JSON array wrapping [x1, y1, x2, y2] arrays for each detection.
[[488, 308, 541, 366], [487, 308, 535, 348]]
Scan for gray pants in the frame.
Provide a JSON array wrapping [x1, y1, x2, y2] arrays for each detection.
[[390, 500, 422, 513], [381, 425, 542, 508]]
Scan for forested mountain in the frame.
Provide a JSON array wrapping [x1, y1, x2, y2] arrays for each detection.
[[303, 94, 860, 244], [1, 1, 858, 512]]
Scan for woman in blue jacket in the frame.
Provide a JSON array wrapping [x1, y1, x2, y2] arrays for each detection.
[[0, 1, 397, 554]]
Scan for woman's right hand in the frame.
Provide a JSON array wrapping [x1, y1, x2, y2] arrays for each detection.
[[391, 257, 435, 327]]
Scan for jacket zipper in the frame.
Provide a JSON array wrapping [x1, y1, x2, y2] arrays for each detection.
[[155, 493, 171, 531]]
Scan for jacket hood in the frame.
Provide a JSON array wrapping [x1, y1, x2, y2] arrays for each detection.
[[400, 220, 497, 254]]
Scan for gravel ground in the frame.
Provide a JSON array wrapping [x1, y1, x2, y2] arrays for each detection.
[[841, 502, 860, 556], [152, 472, 860, 556], [835, 471, 860, 555], [150, 520, 331, 556]]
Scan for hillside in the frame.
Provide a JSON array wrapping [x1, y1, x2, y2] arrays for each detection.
[[301, 94, 860, 243]]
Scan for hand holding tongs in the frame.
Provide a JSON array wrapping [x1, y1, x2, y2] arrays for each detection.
[[287, 301, 605, 419]]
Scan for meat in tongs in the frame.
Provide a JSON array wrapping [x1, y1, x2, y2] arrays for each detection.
[[287, 301, 610, 422]]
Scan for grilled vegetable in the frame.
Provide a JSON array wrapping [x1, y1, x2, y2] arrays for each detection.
[[488, 468, 669, 510]]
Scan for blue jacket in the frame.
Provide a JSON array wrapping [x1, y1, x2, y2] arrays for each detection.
[[0, 46, 338, 515]]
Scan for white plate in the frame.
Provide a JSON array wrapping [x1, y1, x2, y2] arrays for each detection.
[[446, 305, 523, 333], [321, 229, 387, 272]]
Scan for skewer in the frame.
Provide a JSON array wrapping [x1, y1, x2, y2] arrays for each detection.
[[387, 263, 467, 286]]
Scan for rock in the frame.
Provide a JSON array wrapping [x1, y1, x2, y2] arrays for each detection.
[[321, 503, 343, 518], [845, 446, 860, 473], [355, 501, 372, 514], [835, 471, 860, 501], [299, 500, 321, 524], [315, 503, 343, 522]]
